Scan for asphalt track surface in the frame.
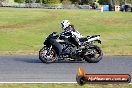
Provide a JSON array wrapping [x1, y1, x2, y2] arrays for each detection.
[[0, 55, 132, 82]]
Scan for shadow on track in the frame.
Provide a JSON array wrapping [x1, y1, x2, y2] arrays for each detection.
[[14, 57, 86, 64], [54, 60, 86, 63], [14, 58, 42, 63]]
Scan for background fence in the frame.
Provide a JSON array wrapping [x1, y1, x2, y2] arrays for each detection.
[[1, 3, 93, 9]]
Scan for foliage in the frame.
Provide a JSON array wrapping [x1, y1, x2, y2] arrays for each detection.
[[125, 0, 132, 4], [14, 0, 25, 3], [25, 0, 38, 3], [61, 0, 72, 4], [0, 0, 5, 2], [83, 0, 95, 4], [98, 0, 132, 5], [0, 0, 5, 6], [98, 0, 109, 5], [61, 0, 95, 4], [44, 0, 60, 4], [35, 0, 43, 3]]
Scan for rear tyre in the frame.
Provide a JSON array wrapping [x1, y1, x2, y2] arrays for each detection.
[[84, 45, 103, 63], [39, 46, 57, 63]]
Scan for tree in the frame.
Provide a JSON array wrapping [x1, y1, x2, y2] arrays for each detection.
[[125, 0, 132, 4], [112, 0, 132, 5], [114, 0, 124, 4], [0, 0, 6, 6], [77, 0, 95, 5], [25, 0, 30, 3], [35, 0, 42, 3], [61, 0, 72, 4], [85, 0, 95, 4], [44, 0, 60, 4], [25, 0, 38, 3], [98, 0, 132, 5], [70, 0, 77, 4], [98, 0, 110, 5], [61, 0, 95, 4], [14, 0, 25, 3]]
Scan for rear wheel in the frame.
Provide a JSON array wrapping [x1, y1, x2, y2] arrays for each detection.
[[39, 46, 57, 63], [84, 45, 103, 63]]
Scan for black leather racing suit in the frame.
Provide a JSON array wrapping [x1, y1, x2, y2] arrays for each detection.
[[60, 26, 83, 47]]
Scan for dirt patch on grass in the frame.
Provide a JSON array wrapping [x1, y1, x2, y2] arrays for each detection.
[[0, 23, 26, 30], [0, 11, 59, 31], [99, 18, 131, 27], [0, 17, 45, 31], [0, 50, 38, 55]]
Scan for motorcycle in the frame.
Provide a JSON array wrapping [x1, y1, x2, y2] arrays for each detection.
[[39, 32, 103, 63]]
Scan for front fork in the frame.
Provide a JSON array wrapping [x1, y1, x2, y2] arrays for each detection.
[[49, 45, 52, 51], [46, 45, 52, 55]]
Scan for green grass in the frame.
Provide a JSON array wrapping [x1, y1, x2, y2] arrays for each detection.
[[0, 84, 132, 88], [0, 8, 132, 55]]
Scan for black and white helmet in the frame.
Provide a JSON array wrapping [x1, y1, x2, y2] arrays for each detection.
[[61, 20, 70, 30]]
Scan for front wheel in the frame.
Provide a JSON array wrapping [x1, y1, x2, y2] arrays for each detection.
[[39, 46, 57, 63], [84, 45, 103, 63]]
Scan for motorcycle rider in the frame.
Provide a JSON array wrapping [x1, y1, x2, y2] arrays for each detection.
[[60, 20, 84, 48]]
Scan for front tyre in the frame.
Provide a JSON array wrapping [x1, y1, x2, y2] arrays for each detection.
[[84, 45, 103, 63], [39, 46, 57, 63]]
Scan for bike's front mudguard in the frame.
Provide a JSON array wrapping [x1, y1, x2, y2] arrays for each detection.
[[44, 38, 63, 56]]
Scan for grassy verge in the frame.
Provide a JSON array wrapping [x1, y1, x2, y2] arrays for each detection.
[[0, 84, 132, 88], [0, 8, 132, 55]]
